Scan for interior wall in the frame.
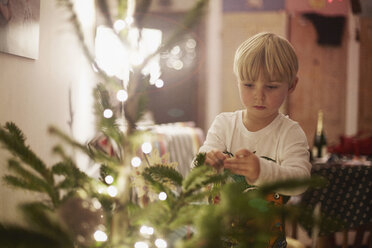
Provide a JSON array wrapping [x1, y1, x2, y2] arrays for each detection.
[[288, 13, 347, 146], [221, 11, 288, 113], [205, 0, 222, 130], [358, 17, 372, 134], [0, 0, 96, 223]]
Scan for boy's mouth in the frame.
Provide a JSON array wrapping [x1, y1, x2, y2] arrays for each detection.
[[253, 105, 266, 110]]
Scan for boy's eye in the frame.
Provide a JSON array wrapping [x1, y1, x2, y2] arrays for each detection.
[[244, 83, 254, 88], [266, 85, 278, 89]]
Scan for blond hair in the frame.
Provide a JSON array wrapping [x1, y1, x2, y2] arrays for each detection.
[[233, 32, 298, 86]]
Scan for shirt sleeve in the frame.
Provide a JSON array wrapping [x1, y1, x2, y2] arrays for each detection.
[[198, 114, 227, 154], [248, 124, 312, 196]]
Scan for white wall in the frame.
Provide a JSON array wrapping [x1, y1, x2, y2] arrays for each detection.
[[0, 0, 96, 223], [205, 0, 222, 130], [345, 9, 360, 136]]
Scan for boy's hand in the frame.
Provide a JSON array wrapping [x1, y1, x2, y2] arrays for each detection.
[[205, 150, 229, 170], [223, 149, 260, 182]]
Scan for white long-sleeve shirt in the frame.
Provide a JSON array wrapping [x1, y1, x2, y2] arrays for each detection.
[[199, 110, 312, 196]]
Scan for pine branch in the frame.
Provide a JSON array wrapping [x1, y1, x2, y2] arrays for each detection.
[[3, 175, 46, 193], [142, 171, 171, 196], [143, 165, 183, 187], [182, 165, 209, 191], [0, 123, 51, 182], [52, 161, 89, 190], [7, 159, 52, 195], [94, 83, 124, 147], [182, 190, 210, 204], [193, 152, 206, 167], [0, 223, 67, 248], [48, 126, 90, 154], [182, 165, 220, 193], [167, 204, 203, 230], [124, 72, 150, 133], [4, 122, 26, 144], [20, 203, 73, 245], [88, 145, 122, 168]]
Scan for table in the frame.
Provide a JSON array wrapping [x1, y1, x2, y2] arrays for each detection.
[[297, 162, 372, 247]]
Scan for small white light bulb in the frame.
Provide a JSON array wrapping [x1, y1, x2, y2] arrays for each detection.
[[186, 38, 196, 49], [139, 225, 147, 235], [103, 109, 113, 118], [107, 185, 118, 197], [134, 241, 148, 248], [155, 79, 164, 88], [104, 175, 114, 184], [140, 225, 154, 235], [147, 227, 154, 235], [171, 45, 180, 55], [98, 187, 104, 194], [131, 156, 142, 167], [155, 238, 167, 248], [172, 60, 183, 70], [141, 142, 152, 154], [125, 16, 134, 25], [114, 19, 126, 32], [92, 198, 102, 209], [116, 90, 128, 102], [94, 230, 107, 242], [158, 192, 167, 201]]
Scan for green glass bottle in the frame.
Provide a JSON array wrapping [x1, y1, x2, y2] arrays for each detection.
[[312, 110, 328, 159]]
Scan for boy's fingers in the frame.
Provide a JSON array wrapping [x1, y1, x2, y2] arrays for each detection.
[[224, 158, 247, 164], [235, 149, 252, 158], [216, 152, 227, 161], [206, 151, 225, 167]]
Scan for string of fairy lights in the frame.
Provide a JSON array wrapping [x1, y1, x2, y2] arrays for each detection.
[[87, 1, 198, 245], [88, 133, 169, 247]]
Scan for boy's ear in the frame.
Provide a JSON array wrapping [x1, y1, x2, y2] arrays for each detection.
[[288, 77, 298, 93]]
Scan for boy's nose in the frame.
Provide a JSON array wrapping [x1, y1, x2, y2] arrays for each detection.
[[254, 87, 265, 102]]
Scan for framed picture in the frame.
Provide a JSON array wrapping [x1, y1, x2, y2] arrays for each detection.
[[223, 0, 285, 13], [0, 0, 40, 59]]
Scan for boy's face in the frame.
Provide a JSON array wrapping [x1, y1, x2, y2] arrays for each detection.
[[238, 71, 296, 122]]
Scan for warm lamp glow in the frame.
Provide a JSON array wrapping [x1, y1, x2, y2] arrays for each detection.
[[95, 26, 162, 87]]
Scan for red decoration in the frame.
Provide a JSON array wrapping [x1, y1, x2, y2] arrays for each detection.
[[328, 133, 372, 156]]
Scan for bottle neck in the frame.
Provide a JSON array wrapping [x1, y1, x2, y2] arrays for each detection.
[[316, 110, 324, 136]]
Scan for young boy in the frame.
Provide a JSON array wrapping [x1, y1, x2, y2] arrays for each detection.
[[199, 32, 311, 196]]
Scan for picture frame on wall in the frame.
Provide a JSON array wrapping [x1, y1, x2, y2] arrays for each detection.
[[0, 0, 40, 59], [223, 0, 285, 13]]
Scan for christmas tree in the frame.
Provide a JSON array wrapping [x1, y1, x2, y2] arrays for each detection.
[[0, 1, 324, 247]]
